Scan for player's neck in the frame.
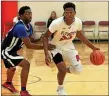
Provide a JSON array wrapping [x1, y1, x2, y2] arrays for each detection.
[[23, 21, 29, 25], [20, 19, 29, 25], [64, 17, 75, 25], [20, 19, 29, 28]]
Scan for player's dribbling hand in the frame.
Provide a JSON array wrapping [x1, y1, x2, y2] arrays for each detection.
[[92, 47, 100, 51], [45, 54, 51, 66]]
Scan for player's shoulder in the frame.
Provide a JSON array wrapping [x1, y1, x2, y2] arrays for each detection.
[[15, 21, 25, 27], [54, 17, 63, 22], [75, 17, 82, 23], [51, 17, 64, 25], [14, 24, 25, 29], [54, 17, 63, 21], [14, 22, 26, 31]]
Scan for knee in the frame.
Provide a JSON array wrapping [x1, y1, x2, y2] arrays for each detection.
[[22, 60, 30, 69], [58, 67, 67, 75], [25, 61, 30, 69], [69, 65, 82, 74], [74, 68, 82, 74]]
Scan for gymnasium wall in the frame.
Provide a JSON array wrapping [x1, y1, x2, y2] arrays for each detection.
[[1, 1, 18, 38], [18, 2, 108, 39]]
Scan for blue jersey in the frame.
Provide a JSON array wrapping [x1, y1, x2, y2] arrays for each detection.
[[1, 20, 33, 53]]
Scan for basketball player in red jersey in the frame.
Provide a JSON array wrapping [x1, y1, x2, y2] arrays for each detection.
[[43, 2, 99, 95]]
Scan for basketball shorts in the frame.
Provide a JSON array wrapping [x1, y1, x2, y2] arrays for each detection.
[[49, 49, 82, 72], [1, 50, 24, 68]]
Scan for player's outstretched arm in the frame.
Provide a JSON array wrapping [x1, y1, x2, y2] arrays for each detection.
[[29, 34, 56, 50], [29, 35, 41, 43], [21, 37, 43, 50], [43, 30, 53, 66], [76, 30, 99, 50]]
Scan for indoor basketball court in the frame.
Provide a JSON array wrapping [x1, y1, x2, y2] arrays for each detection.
[[1, 1, 108, 96], [1, 42, 108, 95]]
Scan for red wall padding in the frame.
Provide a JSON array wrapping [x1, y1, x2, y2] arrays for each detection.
[[1, 1, 18, 38]]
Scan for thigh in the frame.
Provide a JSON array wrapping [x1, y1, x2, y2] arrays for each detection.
[[18, 59, 30, 67], [50, 49, 66, 71], [50, 49, 63, 64]]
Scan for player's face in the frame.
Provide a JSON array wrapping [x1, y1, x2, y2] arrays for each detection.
[[23, 9, 32, 23], [64, 8, 76, 20]]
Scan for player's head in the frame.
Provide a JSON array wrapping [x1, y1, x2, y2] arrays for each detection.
[[19, 6, 32, 23], [63, 2, 76, 20]]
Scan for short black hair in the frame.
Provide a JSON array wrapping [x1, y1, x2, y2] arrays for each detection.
[[63, 2, 76, 11], [19, 6, 30, 16]]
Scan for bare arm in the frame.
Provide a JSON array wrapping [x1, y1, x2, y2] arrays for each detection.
[[21, 37, 43, 50], [43, 29, 55, 66], [43, 29, 52, 56], [76, 30, 99, 50], [29, 35, 41, 43], [29, 34, 55, 50]]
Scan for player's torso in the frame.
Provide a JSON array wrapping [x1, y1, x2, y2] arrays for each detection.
[[1, 31, 23, 53], [50, 17, 80, 50], [2, 21, 32, 52]]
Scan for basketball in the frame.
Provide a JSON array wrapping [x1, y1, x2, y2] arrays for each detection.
[[90, 50, 105, 65]]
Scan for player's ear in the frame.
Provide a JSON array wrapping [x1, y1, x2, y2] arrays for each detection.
[[20, 14, 23, 18]]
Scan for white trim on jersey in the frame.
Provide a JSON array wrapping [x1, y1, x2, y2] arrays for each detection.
[[7, 59, 15, 67], [8, 37, 16, 49], [2, 50, 14, 67], [20, 42, 24, 48], [4, 50, 24, 59], [6, 38, 19, 51], [2, 50, 6, 59], [2, 50, 24, 60]]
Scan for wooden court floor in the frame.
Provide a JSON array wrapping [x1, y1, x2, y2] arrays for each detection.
[[1, 42, 108, 95]]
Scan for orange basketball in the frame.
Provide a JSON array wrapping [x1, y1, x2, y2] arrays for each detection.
[[90, 50, 105, 65]]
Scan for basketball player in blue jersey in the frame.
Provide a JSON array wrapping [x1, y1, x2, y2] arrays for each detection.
[[43, 2, 99, 95], [1, 6, 55, 96]]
